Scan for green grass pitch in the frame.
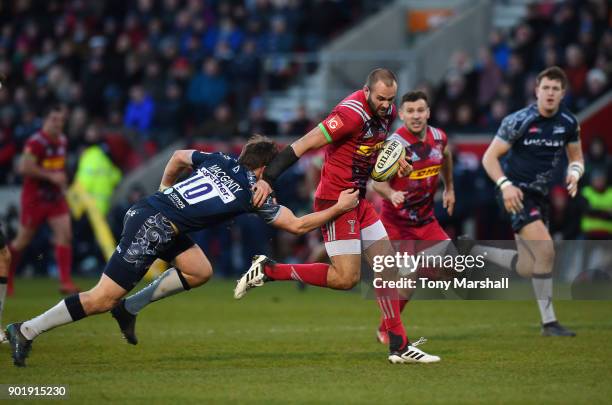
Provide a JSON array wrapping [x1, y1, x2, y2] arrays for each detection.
[[2, 278, 612, 404]]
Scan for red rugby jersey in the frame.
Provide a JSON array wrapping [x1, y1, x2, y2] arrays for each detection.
[[21, 130, 68, 203], [381, 125, 448, 227], [315, 90, 396, 200]]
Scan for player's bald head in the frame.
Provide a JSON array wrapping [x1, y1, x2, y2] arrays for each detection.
[[364, 69, 397, 118], [365, 68, 397, 89]]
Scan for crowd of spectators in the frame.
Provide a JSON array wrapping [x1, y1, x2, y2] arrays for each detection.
[[0, 0, 368, 185], [427, 0, 611, 133]]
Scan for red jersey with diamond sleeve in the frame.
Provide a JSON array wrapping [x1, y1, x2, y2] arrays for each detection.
[[21, 130, 68, 204], [381, 125, 447, 227], [315, 90, 396, 200]]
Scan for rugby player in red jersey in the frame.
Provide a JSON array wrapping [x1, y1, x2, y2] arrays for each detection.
[[371, 91, 455, 345], [7, 104, 79, 295], [235, 69, 440, 363]]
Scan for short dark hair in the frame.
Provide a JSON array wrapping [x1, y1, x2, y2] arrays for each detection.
[[365, 68, 397, 88], [536, 66, 568, 89], [401, 90, 429, 106], [238, 134, 279, 170], [43, 103, 68, 118]]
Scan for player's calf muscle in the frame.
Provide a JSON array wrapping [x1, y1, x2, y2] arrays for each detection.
[[179, 269, 211, 288], [327, 265, 360, 290]]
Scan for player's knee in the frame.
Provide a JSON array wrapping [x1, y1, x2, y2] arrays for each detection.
[[0, 246, 10, 262], [81, 290, 119, 314], [189, 265, 212, 287], [538, 245, 555, 266], [335, 272, 360, 290], [53, 231, 72, 246]]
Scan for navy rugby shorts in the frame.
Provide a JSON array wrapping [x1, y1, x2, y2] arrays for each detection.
[[104, 200, 195, 291], [496, 188, 549, 233]]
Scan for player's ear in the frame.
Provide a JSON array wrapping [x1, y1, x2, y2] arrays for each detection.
[[363, 85, 370, 97]]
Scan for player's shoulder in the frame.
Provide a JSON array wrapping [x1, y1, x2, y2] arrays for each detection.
[[193, 150, 234, 166], [428, 126, 447, 142], [500, 104, 538, 131], [196, 151, 251, 182], [23, 131, 47, 154], [557, 105, 579, 127], [334, 90, 371, 123], [25, 130, 46, 146]]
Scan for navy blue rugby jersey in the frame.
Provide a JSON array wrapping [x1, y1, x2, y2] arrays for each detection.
[[495, 103, 580, 195], [147, 151, 281, 233]]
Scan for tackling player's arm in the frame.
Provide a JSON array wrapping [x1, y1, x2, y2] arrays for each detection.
[[252, 126, 330, 207], [441, 145, 455, 216], [371, 181, 404, 208], [565, 139, 584, 198], [482, 137, 524, 214], [159, 150, 196, 191], [19, 152, 67, 189], [269, 188, 359, 235]]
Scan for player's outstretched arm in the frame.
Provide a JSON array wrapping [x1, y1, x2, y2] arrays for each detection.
[[159, 150, 196, 191], [252, 126, 329, 207], [271, 189, 358, 235]]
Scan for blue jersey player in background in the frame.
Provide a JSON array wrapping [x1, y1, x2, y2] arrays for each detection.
[[478, 66, 584, 337], [6, 135, 359, 367]]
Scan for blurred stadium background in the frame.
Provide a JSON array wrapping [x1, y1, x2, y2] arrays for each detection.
[[0, 0, 610, 283]]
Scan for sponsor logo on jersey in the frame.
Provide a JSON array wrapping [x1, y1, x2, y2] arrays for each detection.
[[41, 157, 65, 170], [523, 138, 564, 147], [168, 191, 186, 209], [207, 164, 243, 194], [163, 187, 174, 195], [356, 141, 384, 156], [553, 125, 566, 135], [409, 165, 441, 180], [326, 115, 344, 133], [529, 208, 540, 217], [528, 126, 542, 134]]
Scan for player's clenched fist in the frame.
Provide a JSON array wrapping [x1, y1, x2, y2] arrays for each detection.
[[336, 189, 359, 212]]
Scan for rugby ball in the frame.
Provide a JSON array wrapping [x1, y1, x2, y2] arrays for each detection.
[[371, 140, 406, 182]]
